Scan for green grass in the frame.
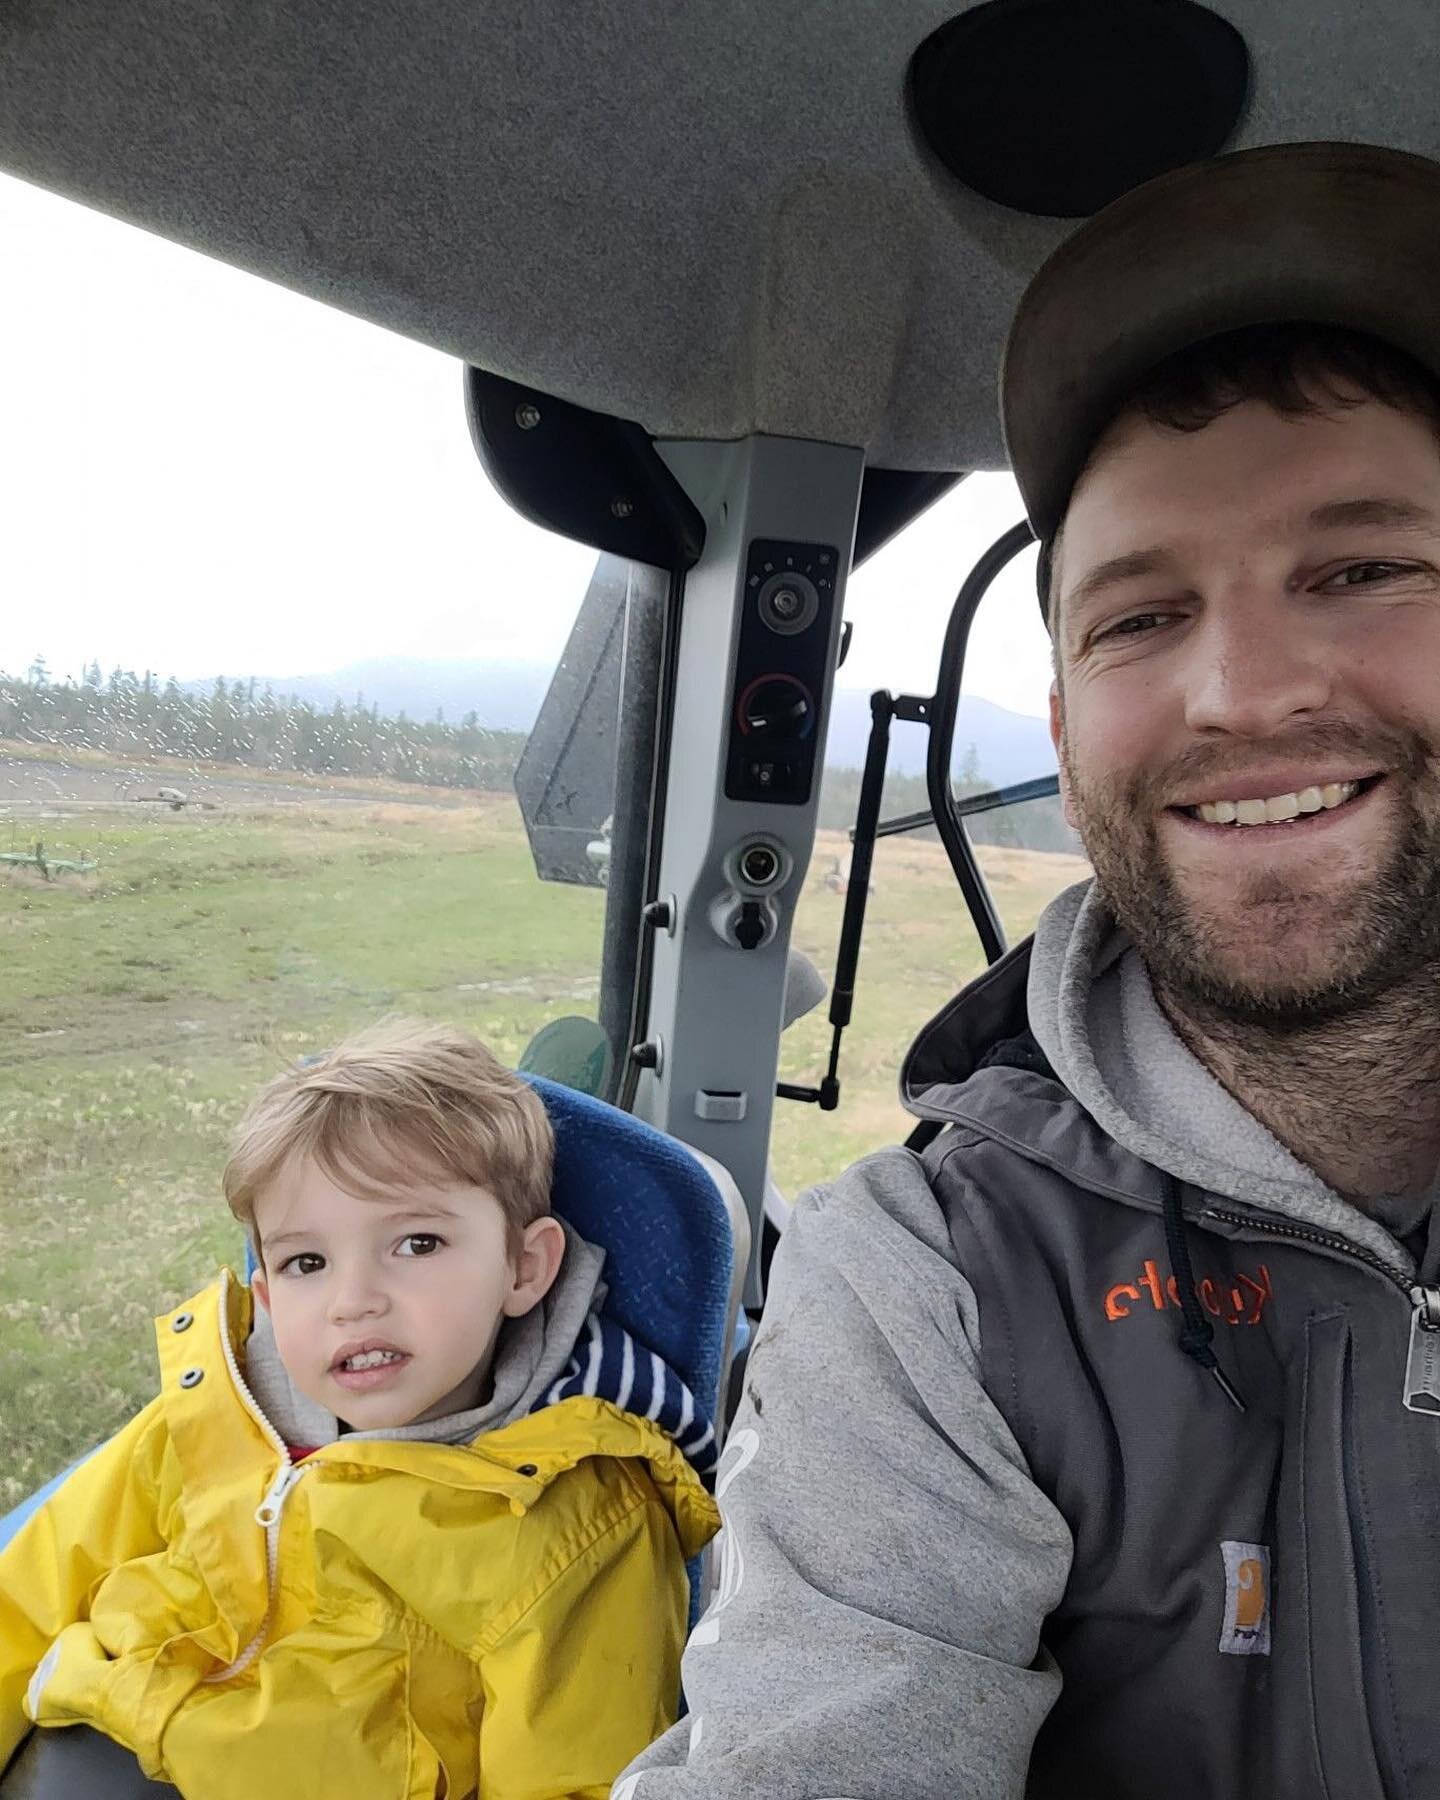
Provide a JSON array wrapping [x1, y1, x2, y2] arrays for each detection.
[[773, 831, 1088, 1189], [0, 761, 1085, 1507]]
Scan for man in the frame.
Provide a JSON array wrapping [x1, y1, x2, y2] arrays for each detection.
[[621, 141, 1440, 1799]]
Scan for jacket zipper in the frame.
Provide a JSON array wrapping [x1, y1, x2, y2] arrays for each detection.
[[201, 1274, 312, 1684], [1205, 1206, 1440, 1412]]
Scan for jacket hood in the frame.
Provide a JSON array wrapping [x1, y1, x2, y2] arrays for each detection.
[[901, 935, 1038, 1099], [901, 877, 1412, 1279]]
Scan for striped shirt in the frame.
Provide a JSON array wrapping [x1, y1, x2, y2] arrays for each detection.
[[534, 1313, 717, 1478]]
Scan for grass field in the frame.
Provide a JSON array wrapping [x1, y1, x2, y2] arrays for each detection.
[[0, 746, 1086, 1507]]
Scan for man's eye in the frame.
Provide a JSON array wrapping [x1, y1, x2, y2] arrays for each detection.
[[396, 1234, 443, 1258], [281, 1252, 326, 1276], [1326, 560, 1412, 588], [1094, 611, 1168, 642]]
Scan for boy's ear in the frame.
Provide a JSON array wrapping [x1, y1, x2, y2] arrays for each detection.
[[503, 1216, 566, 1318], [251, 1267, 271, 1313]]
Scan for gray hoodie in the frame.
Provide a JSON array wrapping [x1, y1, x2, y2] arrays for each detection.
[[619, 878, 1439, 1800]]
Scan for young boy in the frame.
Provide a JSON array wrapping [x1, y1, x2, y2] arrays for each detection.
[[0, 1021, 721, 1800]]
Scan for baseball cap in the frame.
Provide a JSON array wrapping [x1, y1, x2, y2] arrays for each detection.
[[1000, 141, 1440, 569]]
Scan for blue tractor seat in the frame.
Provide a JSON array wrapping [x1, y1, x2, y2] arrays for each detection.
[[526, 1074, 743, 1429]]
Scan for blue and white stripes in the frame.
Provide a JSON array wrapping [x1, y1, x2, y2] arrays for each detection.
[[535, 1313, 717, 1477]]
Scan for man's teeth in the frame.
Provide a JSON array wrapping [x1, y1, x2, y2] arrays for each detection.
[[341, 1349, 405, 1371], [1195, 781, 1361, 826]]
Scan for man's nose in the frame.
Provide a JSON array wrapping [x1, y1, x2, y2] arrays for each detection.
[[1182, 592, 1334, 738]]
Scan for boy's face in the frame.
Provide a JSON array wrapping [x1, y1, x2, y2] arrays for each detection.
[[250, 1155, 564, 1431]]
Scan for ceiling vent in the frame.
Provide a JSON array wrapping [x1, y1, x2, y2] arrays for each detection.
[[909, 0, 1250, 218]]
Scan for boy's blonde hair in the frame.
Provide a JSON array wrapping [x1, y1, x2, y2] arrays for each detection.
[[225, 1019, 555, 1260]]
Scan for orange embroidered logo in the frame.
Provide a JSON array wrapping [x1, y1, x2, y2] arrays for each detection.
[[1105, 1258, 1273, 1326], [1220, 1541, 1271, 1655]]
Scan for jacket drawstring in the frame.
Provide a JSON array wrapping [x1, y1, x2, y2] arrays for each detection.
[[1161, 1175, 1246, 1412]]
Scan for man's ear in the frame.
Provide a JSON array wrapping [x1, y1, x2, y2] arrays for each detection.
[[503, 1216, 566, 1317], [1049, 683, 1079, 831]]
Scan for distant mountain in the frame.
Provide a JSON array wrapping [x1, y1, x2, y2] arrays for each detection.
[[211, 657, 551, 733], [200, 657, 1054, 785], [823, 688, 1055, 786]]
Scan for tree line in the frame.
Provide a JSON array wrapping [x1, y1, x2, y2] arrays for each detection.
[[1, 662, 526, 792], [1, 662, 1075, 850]]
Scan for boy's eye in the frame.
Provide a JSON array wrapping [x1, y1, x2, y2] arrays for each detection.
[[396, 1233, 443, 1258], [281, 1252, 326, 1276]]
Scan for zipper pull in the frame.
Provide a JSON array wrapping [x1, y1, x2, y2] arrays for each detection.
[[255, 1461, 305, 1527], [1402, 1286, 1440, 1414]]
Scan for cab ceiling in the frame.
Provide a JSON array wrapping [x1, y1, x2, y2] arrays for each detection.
[[2, 0, 1437, 472]]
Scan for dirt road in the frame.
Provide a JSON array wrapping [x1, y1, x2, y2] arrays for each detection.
[[0, 752, 473, 815]]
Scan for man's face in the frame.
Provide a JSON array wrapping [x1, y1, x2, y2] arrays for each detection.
[[251, 1154, 562, 1430], [1051, 395, 1440, 1025]]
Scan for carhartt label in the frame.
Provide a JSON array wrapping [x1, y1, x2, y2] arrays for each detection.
[[1403, 1312, 1440, 1413], [1219, 1541, 1270, 1656]]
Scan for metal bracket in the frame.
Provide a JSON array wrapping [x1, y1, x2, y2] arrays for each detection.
[[464, 367, 706, 570]]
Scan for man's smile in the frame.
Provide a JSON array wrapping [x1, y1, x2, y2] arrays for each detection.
[[1164, 773, 1388, 840]]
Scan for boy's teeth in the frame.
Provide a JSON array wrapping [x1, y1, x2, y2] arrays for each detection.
[[342, 1349, 403, 1370], [1195, 780, 1361, 825]]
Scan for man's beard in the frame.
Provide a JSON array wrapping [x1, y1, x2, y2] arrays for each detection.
[[1061, 720, 1440, 1031]]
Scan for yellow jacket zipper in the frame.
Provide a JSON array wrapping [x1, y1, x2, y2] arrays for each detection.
[[202, 1275, 311, 1684]]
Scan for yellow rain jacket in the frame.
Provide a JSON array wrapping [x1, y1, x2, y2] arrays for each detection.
[[0, 1272, 720, 1799]]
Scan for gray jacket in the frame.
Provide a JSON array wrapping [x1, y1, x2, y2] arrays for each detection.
[[621, 882, 1440, 1799]]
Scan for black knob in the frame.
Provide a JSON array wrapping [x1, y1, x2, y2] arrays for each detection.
[[739, 675, 813, 741]]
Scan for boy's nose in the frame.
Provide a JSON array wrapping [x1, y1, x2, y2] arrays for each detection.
[[328, 1279, 389, 1323]]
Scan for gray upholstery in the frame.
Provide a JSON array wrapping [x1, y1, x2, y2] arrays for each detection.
[[1, 2, 1438, 471], [1, 1728, 171, 1798]]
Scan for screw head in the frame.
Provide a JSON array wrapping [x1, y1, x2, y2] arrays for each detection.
[[515, 402, 542, 431], [610, 497, 635, 519]]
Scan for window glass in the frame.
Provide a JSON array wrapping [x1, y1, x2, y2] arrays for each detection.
[[950, 528, 1088, 941], [0, 175, 611, 1507], [772, 477, 1089, 1194]]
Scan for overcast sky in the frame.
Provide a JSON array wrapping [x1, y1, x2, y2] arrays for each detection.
[[0, 171, 1051, 718]]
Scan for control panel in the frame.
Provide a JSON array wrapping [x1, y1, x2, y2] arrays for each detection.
[[724, 538, 838, 806]]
